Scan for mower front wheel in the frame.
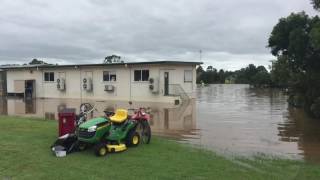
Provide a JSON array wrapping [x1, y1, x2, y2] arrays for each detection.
[[77, 142, 87, 151], [94, 143, 108, 157]]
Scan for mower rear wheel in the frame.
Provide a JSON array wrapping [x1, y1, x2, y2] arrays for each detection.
[[126, 131, 140, 147], [94, 143, 108, 157], [137, 121, 151, 144]]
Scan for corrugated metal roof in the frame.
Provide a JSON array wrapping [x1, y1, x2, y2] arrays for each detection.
[[0, 61, 202, 70]]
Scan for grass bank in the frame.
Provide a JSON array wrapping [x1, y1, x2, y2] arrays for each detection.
[[0, 116, 319, 180]]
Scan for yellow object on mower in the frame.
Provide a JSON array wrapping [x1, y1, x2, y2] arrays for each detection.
[[107, 144, 127, 152], [96, 143, 127, 156], [110, 109, 128, 123]]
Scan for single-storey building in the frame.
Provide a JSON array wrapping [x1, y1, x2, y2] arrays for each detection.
[[0, 70, 6, 96], [1, 61, 202, 103]]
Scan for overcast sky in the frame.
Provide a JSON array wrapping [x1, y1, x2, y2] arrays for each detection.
[[0, 0, 317, 70]]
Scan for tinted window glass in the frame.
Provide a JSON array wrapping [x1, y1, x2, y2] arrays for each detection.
[[142, 70, 149, 81], [49, 73, 54, 81], [44, 73, 49, 81], [134, 70, 141, 81], [103, 71, 110, 81]]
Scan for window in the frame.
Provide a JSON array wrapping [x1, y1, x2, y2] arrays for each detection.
[[134, 70, 149, 81], [184, 70, 193, 82], [142, 70, 149, 81], [44, 72, 54, 82], [103, 71, 116, 82]]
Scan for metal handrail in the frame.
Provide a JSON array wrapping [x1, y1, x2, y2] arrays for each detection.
[[168, 84, 191, 117], [169, 84, 190, 101]]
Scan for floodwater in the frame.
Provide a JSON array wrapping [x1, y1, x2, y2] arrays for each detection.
[[195, 84, 320, 162], [1, 84, 320, 162]]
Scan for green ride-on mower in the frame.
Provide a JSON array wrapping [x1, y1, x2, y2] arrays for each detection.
[[51, 103, 151, 157], [77, 108, 151, 156]]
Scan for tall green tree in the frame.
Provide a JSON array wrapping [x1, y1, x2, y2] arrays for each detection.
[[268, 11, 320, 117]]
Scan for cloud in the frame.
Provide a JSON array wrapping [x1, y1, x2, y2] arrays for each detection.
[[0, 0, 317, 69]]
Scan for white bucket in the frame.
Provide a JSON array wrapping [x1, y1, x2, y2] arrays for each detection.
[[55, 150, 66, 157]]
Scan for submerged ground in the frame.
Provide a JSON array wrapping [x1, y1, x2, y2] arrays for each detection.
[[0, 116, 320, 180]]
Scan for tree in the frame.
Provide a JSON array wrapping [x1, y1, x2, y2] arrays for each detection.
[[234, 64, 257, 84], [268, 11, 320, 117], [218, 69, 225, 83], [29, 58, 48, 65], [195, 64, 272, 86], [252, 66, 271, 86], [310, 21, 320, 49], [196, 65, 205, 84], [196, 65, 228, 84], [196, 65, 205, 74], [104, 55, 122, 64], [246, 64, 258, 80], [268, 12, 320, 72], [312, 0, 320, 10], [206, 66, 214, 72], [270, 56, 291, 87]]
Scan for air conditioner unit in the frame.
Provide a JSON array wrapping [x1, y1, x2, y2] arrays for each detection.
[[83, 77, 92, 92], [104, 85, 115, 92], [57, 78, 65, 91], [149, 77, 159, 94]]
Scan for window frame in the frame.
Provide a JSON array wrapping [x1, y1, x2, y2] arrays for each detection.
[[44, 72, 55, 82], [103, 71, 117, 82], [133, 69, 149, 82], [184, 70, 193, 83]]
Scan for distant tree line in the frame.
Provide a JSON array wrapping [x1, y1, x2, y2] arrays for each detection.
[[196, 64, 271, 87]]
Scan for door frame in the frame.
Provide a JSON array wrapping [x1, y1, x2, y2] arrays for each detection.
[[24, 80, 36, 99], [164, 71, 169, 96]]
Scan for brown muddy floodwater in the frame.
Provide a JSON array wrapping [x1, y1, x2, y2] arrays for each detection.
[[1, 84, 320, 162]]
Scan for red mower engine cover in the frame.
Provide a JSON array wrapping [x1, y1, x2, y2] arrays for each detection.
[[58, 109, 76, 136]]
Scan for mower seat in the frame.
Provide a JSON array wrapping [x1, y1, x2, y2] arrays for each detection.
[[110, 109, 128, 123]]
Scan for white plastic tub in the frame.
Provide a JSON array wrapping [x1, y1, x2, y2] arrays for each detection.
[[55, 150, 66, 157]]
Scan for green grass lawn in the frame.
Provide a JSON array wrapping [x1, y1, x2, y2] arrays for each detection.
[[0, 116, 320, 180]]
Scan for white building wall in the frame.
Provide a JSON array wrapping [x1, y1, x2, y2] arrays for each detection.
[[6, 69, 43, 96], [6, 63, 197, 102]]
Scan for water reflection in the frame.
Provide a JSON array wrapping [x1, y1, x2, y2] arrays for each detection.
[[1, 84, 320, 162], [278, 108, 320, 162], [0, 97, 198, 139]]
